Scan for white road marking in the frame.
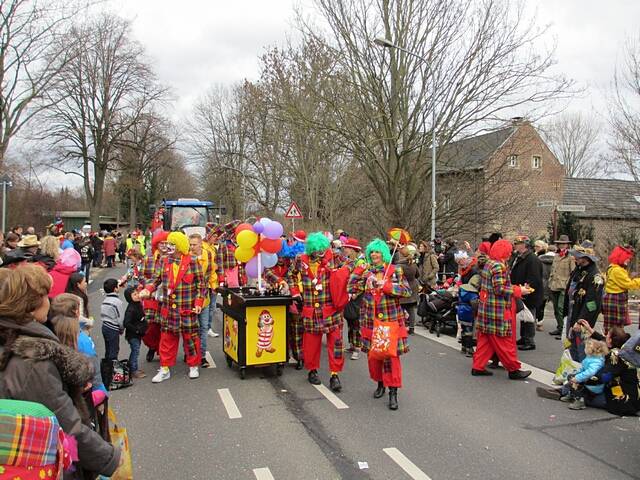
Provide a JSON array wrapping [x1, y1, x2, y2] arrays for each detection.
[[217, 388, 242, 419], [253, 467, 275, 480], [413, 327, 555, 385], [313, 384, 349, 409], [205, 351, 217, 368], [384, 448, 432, 480]]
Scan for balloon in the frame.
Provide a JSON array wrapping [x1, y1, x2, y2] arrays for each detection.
[[235, 223, 253, 236], [259, 217, 272, 226], [245, 256, 263, 278], [236, 229, 258, 248], [260, 238, 282, 254], [252, 222, 264, 234], [234, 247, 255, 263], [261, 252, 278, 268], [263, 221, 284, 240]]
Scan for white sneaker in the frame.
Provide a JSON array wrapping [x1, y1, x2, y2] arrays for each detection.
[[351, 350, 360, 360], [152, 367, 170, 383], [189, 366, 200, 379], [208, 329, 220, 338]]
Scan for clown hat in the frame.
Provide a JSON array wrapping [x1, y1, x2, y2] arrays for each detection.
[[292, 230, 307, 242], [343, 237, 361, 251]]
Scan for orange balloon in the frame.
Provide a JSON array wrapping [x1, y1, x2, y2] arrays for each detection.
[[234, 223, 253, 236]]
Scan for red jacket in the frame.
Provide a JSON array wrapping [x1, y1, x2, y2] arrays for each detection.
[[103, 237, 117, 257], [48, 263, 77, 298]]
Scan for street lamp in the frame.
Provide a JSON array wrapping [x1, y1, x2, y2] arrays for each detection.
[[374, 37, 438, 241], [219, 164, 247, 220], [0, 175, 13, 234]]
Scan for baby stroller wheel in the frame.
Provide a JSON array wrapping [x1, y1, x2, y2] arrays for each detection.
[[436, 322, 442, 337]]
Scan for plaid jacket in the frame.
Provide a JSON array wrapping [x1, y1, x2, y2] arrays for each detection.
[[145, 254, 207, 334], [216, 240, 238, 278], [140, 251, 164, 322], [286, 253, 342, 334], [476, 260, 521, 337], [348, 263, 410, 354]]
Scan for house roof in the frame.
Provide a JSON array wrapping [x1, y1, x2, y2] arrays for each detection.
[[563, 178, 640, 219], [437, 126, 515, 172]]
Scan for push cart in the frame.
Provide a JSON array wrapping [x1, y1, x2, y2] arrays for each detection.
[[218, 286, 292, 379]]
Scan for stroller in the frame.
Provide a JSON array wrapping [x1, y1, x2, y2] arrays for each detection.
[[418, 284, 458, 337]]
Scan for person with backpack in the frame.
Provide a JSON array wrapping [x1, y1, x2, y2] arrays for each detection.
[[79, 236, 94, 280], [348, 239, 411, 410]]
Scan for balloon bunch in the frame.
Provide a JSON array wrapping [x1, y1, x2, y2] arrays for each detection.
[[234, 218, 284, 278]]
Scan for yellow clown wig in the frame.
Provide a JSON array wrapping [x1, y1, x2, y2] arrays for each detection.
[[167, 231, 190, 255]]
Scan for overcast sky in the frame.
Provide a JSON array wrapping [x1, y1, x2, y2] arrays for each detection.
[[38, 0, 640, 188]]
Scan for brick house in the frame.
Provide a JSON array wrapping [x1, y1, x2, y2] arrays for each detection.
[[435, 118, 565, 244]]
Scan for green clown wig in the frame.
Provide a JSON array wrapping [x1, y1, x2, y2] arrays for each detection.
[[305, 232, 330, 255], [366, 238, 392, 264]]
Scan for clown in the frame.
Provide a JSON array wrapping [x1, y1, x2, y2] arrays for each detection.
[[603, 245, 640, 333], [287, 232, 344, 391], [216, 220, 243, 288], [140, 230, 169, 362], [256, 310, 276, 357], [140, 231, 207, 383], [348, 239, 411, 410]]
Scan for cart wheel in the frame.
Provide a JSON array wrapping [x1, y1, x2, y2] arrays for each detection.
[[225, 356, 233, 368], [239, 367, 246, 380], [276, 364, 284, 376], [436, 323, 441, 337]]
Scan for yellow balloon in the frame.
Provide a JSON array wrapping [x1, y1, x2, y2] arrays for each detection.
[[234, 247, 255, 263], [236, 229, 258, 248]]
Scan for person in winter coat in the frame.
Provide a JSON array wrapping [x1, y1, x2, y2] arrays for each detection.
[[103, 233, 117, 268], [441, 240, 459, 277], [48, 257, 78, 298], [123, 287, 147, 379], [547, 235, 575, 337], [0, 264, 120, 479], [563, 242, 604, 362], [396, 244, 419, 335], [418, 240, 439, 287], [602, 245, 640, 333], [534, 240, 555, 331], [457, 274, 480, 357], [560, 338, 608, 410], [32, 235, 60, 271], [509, 236, 543, 351]]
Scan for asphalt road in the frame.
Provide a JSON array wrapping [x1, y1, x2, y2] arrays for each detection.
[[86, 266, 640, 480]]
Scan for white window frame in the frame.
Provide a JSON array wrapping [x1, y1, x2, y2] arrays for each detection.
[[532, 155, 542, 169], [508, 155, 518, 168]]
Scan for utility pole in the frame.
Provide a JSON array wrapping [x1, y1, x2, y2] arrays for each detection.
[[0, 175, 14, 233]]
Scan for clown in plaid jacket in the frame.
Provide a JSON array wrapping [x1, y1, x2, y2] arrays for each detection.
[[476, 259, 523, 337], [144, 254, 207, 335], [348, 263, 411, 354], [286, 251, 342, 334]]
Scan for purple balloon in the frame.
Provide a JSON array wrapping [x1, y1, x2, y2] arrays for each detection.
[[263, 221, 284, 240], [259, 217, 272, 226], [245, 256, 262, 278], [252, 222, 264, 234], [261, 252, 278, 268]]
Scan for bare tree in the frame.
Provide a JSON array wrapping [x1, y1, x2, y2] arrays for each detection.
[[0, 0, 95, 171], [541, 112, 601, 178], [42, 14, 167, 229], [294, 0, 574, 231], [609, 34, 640, 182]]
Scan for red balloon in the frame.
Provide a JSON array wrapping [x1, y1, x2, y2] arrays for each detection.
[[234, 223, 253, 236], [260, 238, 282, 254]]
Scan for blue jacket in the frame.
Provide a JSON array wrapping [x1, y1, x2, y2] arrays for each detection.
[[575, 355, 605, 394], [457, 287, 478, 324]]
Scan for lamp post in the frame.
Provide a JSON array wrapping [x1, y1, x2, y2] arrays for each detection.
[[0, 175, 13, 234], [374, 37, 437, 241], [219, 165, 247, 220]]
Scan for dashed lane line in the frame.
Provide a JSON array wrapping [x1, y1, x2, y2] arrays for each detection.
[[217, 388, 242, 419], [205, 351, 217, 368], [383, 447, 432, 480], [313, 384, 349, 410], [253, 467, 275, 480], [413, 327, 555, 385]]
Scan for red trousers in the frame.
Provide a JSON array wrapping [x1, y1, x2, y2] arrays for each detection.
[[159, 331, 201, 368], [303, 327, 344, 373], [368, 355, 402, 388], [143, 322, 161, 350], [472, 331, 521, 372]]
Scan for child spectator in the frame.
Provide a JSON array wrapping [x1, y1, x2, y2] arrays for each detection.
[[123, 287, 147, 379], [51, 315, 80, 350], [101, 278, 123, 361], [457, 274, 480, 357], [561, 338, 608, 410], [120, 250, 144, 288], [66, 272, 90, 317]]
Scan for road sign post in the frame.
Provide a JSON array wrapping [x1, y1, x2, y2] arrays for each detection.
[[284, 201, 303, 233]]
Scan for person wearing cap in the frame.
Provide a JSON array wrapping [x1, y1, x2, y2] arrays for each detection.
[[547, 234, 576, 337], [286, 232, 345, 392], [457, 273, 481, 357], [396, 243, 419, 335], [3, 234, 41, 266], [471, 239, 532, 379], [417, 240, 439, 287], [343, 237, 366, 359], [563, 241, 603, 362], [509, 235, 543, 351], [139, 231, 207, 383], [216, 220, 242, 288], [348, 239, 411, 410], [602, 245, 640, 333]]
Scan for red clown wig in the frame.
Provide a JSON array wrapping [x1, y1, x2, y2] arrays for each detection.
[[489, 239, 513, 262], [608, 245, 634, 266]]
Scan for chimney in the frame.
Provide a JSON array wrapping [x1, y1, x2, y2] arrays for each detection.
[[511, 116, 528, 126]]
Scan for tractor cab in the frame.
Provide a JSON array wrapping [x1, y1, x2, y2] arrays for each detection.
[[151, 199, 223, 238]]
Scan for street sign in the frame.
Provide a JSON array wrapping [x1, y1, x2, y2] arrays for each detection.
[[556, 204, 586, 213], [285, 202, 303, 219]]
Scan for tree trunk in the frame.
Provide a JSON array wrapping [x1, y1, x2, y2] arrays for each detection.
[[129, 186, 137, 230], [89, 164, 107, 231]]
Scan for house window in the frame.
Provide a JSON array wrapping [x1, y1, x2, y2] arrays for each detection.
[[532, 155, 542, 169], [444, 196, 451, 211], [508, 155, 518, 167]]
